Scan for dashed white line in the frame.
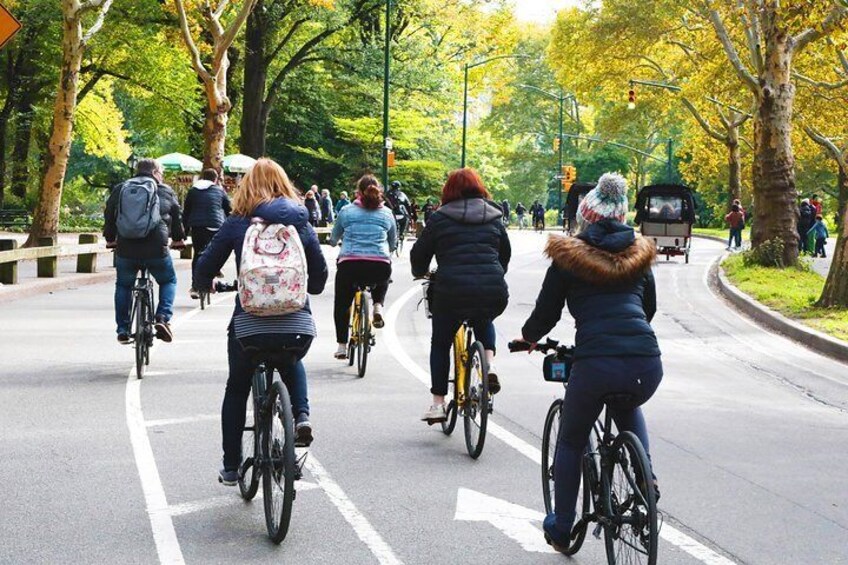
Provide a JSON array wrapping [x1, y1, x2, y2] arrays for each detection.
[[384, 284, 738, 565], [168, 482, 320, 517]]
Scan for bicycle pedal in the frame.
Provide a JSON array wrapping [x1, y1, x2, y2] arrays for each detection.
[[592, 523, 603, 539]]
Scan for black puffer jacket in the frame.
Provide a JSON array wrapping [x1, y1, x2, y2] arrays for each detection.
[[182, 181, 231, 231], [411, 197, 511, 320], [104, 176, 185, 260], [522, 220, 659, 359]]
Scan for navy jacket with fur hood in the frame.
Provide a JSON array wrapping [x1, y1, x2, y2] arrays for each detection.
[[411, 197, 511, 320], [522, 220, 660, 359]]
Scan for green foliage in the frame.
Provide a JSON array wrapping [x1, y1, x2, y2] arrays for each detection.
[[742, 238, 787, 268]]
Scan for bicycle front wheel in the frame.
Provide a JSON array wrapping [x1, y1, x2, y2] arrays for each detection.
[[134, 296, 146, 380], [441, 341, 459, 436], [238, 374, 262, 501], [541, 399, 563, 515], [462, 341, 489, 459], [602, 431, 658, 565], [356, 293, 370, 379], [263, 380, 296, 544]]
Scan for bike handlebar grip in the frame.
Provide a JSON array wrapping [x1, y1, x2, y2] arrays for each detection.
[[508, 340, 532, 353]]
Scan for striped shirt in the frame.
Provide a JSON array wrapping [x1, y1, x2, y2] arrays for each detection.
[[232, 298, 317, 339]]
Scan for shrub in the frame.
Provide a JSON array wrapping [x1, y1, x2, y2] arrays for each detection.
[[742, 237, 785, 268]]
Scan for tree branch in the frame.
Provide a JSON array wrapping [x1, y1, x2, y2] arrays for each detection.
[[265, 18, 309, 67], [681, 97, 729, 143], [704, 3, 758, 92], [173, 0, 213, 84], [793, 1, 848, 53], [81, 0, 115, 44], [803, 123, 848, 171], [213, 0, 258, 70]]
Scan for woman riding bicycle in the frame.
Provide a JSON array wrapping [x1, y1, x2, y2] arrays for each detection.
[[411, 168, 511, 423], [329, 175, 397, 360], [193, 158, 328, 486], [512, 172, 661, 552]]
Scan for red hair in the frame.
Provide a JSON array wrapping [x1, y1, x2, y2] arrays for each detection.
[[441, 168, 491, 205]]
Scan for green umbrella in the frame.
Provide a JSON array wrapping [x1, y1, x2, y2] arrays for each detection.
[[156, 152, 203, 173], [223, 153, 257, 174]]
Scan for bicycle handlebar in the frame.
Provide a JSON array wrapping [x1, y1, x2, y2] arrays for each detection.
[[508, 338, 574, 357]]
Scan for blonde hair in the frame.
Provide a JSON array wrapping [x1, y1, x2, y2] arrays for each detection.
[[231, 158, 302, 216]]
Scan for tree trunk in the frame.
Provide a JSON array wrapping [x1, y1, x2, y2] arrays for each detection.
[[10, 85, 37, 201], [25, 13, 84, 246], [751, 19, 798, 266], [726, 129, 742, 207], [203, 98, 229, 171], [818, 168, 848, 307], [0, 77, 18, 206], [240, 2, 268, 158]]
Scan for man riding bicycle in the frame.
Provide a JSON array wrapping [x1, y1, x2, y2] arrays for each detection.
[[385, 180, 412, 237], [104, 158, 185, 344]]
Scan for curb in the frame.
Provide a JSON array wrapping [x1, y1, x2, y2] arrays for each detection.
[[710, 255, 848, 365], [0, 255, 192, 304]]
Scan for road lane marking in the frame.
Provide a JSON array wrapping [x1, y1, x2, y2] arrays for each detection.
[[168, 482, 320, 517], [385, 284, 738, 565], [454, 488, 555, 553], [305, 454, 404, 565], [146, 414, 220, 427]]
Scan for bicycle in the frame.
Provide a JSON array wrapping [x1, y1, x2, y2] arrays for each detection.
[[347, 284, 375, 379], [130, 268, 155, 380], [394, 215, 408, 257], [509, 338, 659, 564], [236, 347, 309, 544]]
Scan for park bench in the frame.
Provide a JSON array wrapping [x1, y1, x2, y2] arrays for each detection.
[[0, 209, 31, 229]]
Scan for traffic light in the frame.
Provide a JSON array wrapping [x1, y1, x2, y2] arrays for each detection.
[[628, 89, 636, 110], [561, 165, 576, 182], [553, 137, 561, 152]]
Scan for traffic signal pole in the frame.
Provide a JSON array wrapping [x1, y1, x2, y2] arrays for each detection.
[[558, 91, 564, 225], [382, 0, 391, 188], [461, 63, 469, 168]]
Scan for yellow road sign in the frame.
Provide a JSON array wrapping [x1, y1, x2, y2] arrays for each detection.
[[0, 4, 22, 50]]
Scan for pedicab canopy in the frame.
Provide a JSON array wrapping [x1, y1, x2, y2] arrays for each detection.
[[634, 184, 696, 225]]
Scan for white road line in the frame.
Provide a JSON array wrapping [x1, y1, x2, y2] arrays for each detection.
[[385, 285, 737, 565], [305, 454, 404, 565], [168, 482, 320, 517], [145, 414, 220, 427]]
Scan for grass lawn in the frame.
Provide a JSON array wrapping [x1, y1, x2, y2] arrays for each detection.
[[722, 254, 848, 342], [693, 227, 751, 241]]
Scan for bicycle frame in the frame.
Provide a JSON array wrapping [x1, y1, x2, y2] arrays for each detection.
[[350, 289, 371, 343], [129, 271, 154, 341], [452, 323, 474, 407]]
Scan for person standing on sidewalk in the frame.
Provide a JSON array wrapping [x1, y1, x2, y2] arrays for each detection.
[[807, 215, 829, 258], [104, 158, 185, 344], [724, 203, 745, 251], [319, 188, 334, 227], [183, 169, 231, 298]]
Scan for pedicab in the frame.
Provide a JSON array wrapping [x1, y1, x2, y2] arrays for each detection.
[[634, 184, 696, 263], [563, 182, 596, 235]]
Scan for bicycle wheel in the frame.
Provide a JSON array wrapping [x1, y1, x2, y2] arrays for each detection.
[[541, 399, 563, 515], [356, 293, 370, 379], [238, 371, 262, 501], [462, 341, 488, 459], [200, 291, 206, 310], [347, 300, 356, 367], [263, 380, 296, 544], [602, 431, 658, 565], [134, 295, 146, 380], [441, 341, 459, 435]]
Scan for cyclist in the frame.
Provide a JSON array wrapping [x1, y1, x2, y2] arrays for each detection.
[[104, 158, 185, 344], [329, 175, 397, 360], [511, 172, 661, 552], [531, 200, 546, 231], [411, 168, 511, 423], [501, 199, 510, 227], [193, 158, 328, 486], [385, 180, 412, 237], [515, 201, 527, 229], [183, 168, 231, 299]]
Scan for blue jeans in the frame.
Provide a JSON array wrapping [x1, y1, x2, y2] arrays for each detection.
[[728, 227, 742, 248], [552, 356, 663, 534], [223, 333, 312, 471], [114, 255, 177, 335], [429, 313, 496, 396]]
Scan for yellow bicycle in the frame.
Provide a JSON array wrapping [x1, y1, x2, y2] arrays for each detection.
[[347, 285, 374, 379], [441, 320, 491, 459]]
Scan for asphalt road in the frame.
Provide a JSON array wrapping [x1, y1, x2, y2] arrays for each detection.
[[1, 231, 846, 565]]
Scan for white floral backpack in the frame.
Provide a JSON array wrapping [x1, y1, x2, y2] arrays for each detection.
[[238, 219, 308, 316]]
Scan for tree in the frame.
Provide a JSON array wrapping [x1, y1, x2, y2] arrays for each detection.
[[173, 0, 258, 170], [26, 0, 115, 245]]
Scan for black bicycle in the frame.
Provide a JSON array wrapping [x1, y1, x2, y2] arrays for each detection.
[[509, 339, 659, 564], [237, 347, 309, 544], [130, 268, 155, 379]]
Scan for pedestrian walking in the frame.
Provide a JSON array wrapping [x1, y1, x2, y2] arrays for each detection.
[[515, 202, 527, 229], [725, 203, 745, 250], [798, 198, 815, 254], [304, 189, 322, 227], [319, 188, 334, 226], [182, 168, 231, 298], [501, 199, 511, 226], [335, 191, 351, 214], [807, 215, 829, 258]]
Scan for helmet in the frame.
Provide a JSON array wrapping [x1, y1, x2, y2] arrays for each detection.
[[391, 181, 402, 190]]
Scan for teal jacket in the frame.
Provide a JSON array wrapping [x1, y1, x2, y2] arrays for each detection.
[[807, 220, 829, 240], [330, 201, 397, 260]]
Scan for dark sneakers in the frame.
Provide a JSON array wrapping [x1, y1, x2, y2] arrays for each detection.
[[295, 414, 313, 447], [218, 468, 238, 486], [154, 318, 173, 342], [117, 333, 130, 345], [543, 514, 574, 554]]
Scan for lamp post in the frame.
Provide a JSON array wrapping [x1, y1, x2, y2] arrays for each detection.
[[381, 0, 392, 188], [461, 54, 533, 168]]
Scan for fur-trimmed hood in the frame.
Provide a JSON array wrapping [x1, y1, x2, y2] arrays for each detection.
[[545, 222, 656, 285]]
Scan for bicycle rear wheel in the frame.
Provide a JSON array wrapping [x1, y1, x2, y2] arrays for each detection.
[[441, 341, 459, 435], [238, 371, 263, 501], [356, 293, 370, 379], [602, 431, 658, 565], [462, 341, 489, 459], [134, 296, 146, 380], [263, 380, 296, 544]]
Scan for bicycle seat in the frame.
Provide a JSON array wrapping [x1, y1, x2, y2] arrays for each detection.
[[601, 392, 638, 409]]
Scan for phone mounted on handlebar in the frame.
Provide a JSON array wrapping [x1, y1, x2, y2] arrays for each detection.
[[508, 338, 575, 383]]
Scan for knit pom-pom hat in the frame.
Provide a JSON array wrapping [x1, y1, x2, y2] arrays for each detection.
[[577, 172, 629, 228]]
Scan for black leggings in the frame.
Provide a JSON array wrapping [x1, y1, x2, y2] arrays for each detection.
[[190, 227, 216, 276], [334, 260, 391, 343]]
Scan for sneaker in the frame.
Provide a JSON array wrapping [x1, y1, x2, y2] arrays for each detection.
[[334, 343, 348, 360], [487, 364, 501, 395], [189, 288, 199, 299], [543, 513, 573, 554], [372, 304, 385, 329], [295, 420, 313, 448], [218, 468, 238, 486], [117, 333, 130, 345], [421, 403, 447, 424], [154, 318, 173, 343]]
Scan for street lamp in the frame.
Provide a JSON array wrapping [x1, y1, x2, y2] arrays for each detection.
[[461, 54, 534, 168], [127, 152, 138, 175]]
